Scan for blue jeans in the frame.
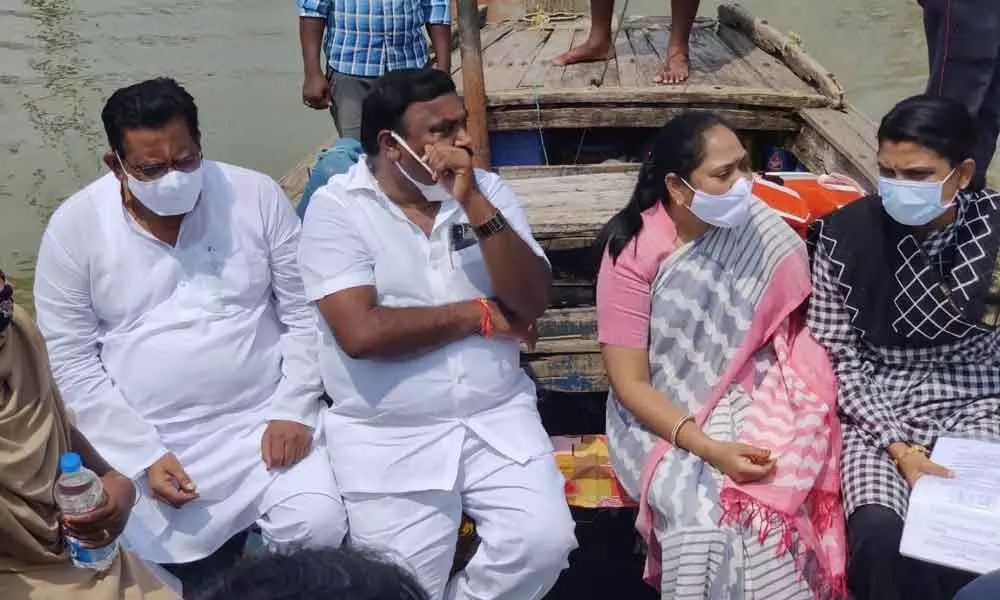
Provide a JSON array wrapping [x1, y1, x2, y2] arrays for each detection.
[[296, 137, 363, 220]]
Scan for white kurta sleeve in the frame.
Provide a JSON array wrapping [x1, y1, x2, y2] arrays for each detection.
[[297, 185, 376, 302], [33, 230, 168, 479], [260, 178, 325, 428]]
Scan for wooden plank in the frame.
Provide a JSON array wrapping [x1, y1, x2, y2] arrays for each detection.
[[510, 171, 639, 197], [499, 162, 641, 179], [560, 27, 613, 89], [537, 307, 597, 338], [526, 337, 599, 355], [608, 27, 641, 88], [519, 27, 574, 88], [624, 15, 716, 30], [642, 22, 751, 88], [643, 25, 673, 82], [685, 26, 765, 89], [452, 24, 514, 93], [482, 29, 551, 92], [539, 236, 599, 251], [278, 142, 330, 202], [489, 105, 800, 132], [509, 171, 634, 237], [717, 2, 844, 106], [524, 353, 607, 393], [451, 23, 513, 75], [715, 24, 816, 96], [793, 107, 878, 191], [628, 27, 662, 86], [841, 105, 878, 143], [484, 85, 829, 110]]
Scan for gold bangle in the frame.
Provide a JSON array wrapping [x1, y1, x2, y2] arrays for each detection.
[[892, 444, 927, 467], [671, 415, 695, 448]]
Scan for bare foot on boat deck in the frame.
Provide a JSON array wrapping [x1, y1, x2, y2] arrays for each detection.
[[654, 50, 690, 85], [553, 39, 615, 66]]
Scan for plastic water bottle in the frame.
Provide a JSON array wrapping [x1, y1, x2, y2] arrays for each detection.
[[54, 452, 119, 571]]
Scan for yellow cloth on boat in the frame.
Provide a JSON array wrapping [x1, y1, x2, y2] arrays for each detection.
[[0, 304, 178, 599], [553, 435, 636, 509]]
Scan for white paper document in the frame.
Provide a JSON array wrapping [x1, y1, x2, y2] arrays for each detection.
[[900, 436, 1000, 575]]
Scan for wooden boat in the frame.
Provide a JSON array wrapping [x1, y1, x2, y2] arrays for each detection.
[[279, 0, 876, 407], [278, 3, 876, 595]]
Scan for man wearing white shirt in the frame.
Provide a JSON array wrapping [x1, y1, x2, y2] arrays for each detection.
[[297, 68, 577, 600], [33, 78, 346, 590]]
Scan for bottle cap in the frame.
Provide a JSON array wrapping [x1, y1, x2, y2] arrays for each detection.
[[60, 452, 82, 474]]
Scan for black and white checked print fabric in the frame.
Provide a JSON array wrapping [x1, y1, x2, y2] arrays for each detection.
[[808, 191, 1000, 518]]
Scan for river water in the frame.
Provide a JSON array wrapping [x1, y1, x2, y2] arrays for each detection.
[[0, 0, 986, 301]]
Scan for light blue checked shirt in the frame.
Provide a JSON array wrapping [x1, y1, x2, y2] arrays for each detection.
[[298, 0, 451, 78]]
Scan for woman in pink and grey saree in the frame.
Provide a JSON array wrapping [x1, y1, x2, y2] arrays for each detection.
[[595, 113, 847, 599]]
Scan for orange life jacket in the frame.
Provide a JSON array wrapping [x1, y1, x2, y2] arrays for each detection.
[[752, 172, 868, 238]]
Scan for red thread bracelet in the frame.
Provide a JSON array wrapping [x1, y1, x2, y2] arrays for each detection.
[[477, 298, 493, 337]]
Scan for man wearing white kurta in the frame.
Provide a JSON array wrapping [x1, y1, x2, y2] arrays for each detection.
[[33, 78, 346, 585], [297, 68, 578, 600]]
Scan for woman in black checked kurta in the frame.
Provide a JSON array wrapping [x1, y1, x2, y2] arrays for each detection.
[[807, 95, 1000, 600]]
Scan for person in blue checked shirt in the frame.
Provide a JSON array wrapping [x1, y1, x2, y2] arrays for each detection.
[[298, 0, 452, 141]]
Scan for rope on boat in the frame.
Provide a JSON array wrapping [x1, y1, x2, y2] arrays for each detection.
[[519, 10, 581, 29], [496, 11, 580, 30], [594, 0, 631, 87], [532, 85, 551, 166]]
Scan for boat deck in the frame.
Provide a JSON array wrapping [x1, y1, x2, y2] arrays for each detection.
[[450, 9, 841, 133]]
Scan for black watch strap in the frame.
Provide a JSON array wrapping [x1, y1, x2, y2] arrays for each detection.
[[472, 211, 509, 239]]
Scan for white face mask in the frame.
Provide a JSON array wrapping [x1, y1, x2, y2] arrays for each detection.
[[117, 155, 204, 216], [389, 132, 452, 204], [682, 176, 752, 228]]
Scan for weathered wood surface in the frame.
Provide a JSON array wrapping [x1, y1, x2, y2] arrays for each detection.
[[279, 143, 329, 203], [458, 0, 492, 167], [537, 307, 597, 338], [714, 24, 815, 96], [278, 3, 877, 224], [453, 6, 839, 117], [488, 105, 800, 131], [507, 171, 635, 238], [524, 352, 607, 393], [717, 3, 844, 107], [793, 107, 878, 191], [483, 86, 830, 110], [499, 162, 639, 180]]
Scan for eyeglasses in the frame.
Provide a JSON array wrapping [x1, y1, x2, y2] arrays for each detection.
[[120, 151, 203, 181]]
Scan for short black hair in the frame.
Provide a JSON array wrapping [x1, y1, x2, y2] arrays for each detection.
[[189, 547, 430, 600], [878, 94, 977, 168], [101, 77, 200, 157], [360, 68, 457, 155]]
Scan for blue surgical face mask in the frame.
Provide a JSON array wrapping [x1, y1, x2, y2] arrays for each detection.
[[682, 176, 752, 229], [879, 169, 957, 226]]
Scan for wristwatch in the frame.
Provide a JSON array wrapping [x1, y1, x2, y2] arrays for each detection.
[[472, 211, 509, 239]]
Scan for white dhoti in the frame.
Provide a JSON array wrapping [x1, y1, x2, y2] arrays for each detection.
[[127, 435, 347, 564], [342, 431, 577, 600], [251, 448, 348, 553]]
